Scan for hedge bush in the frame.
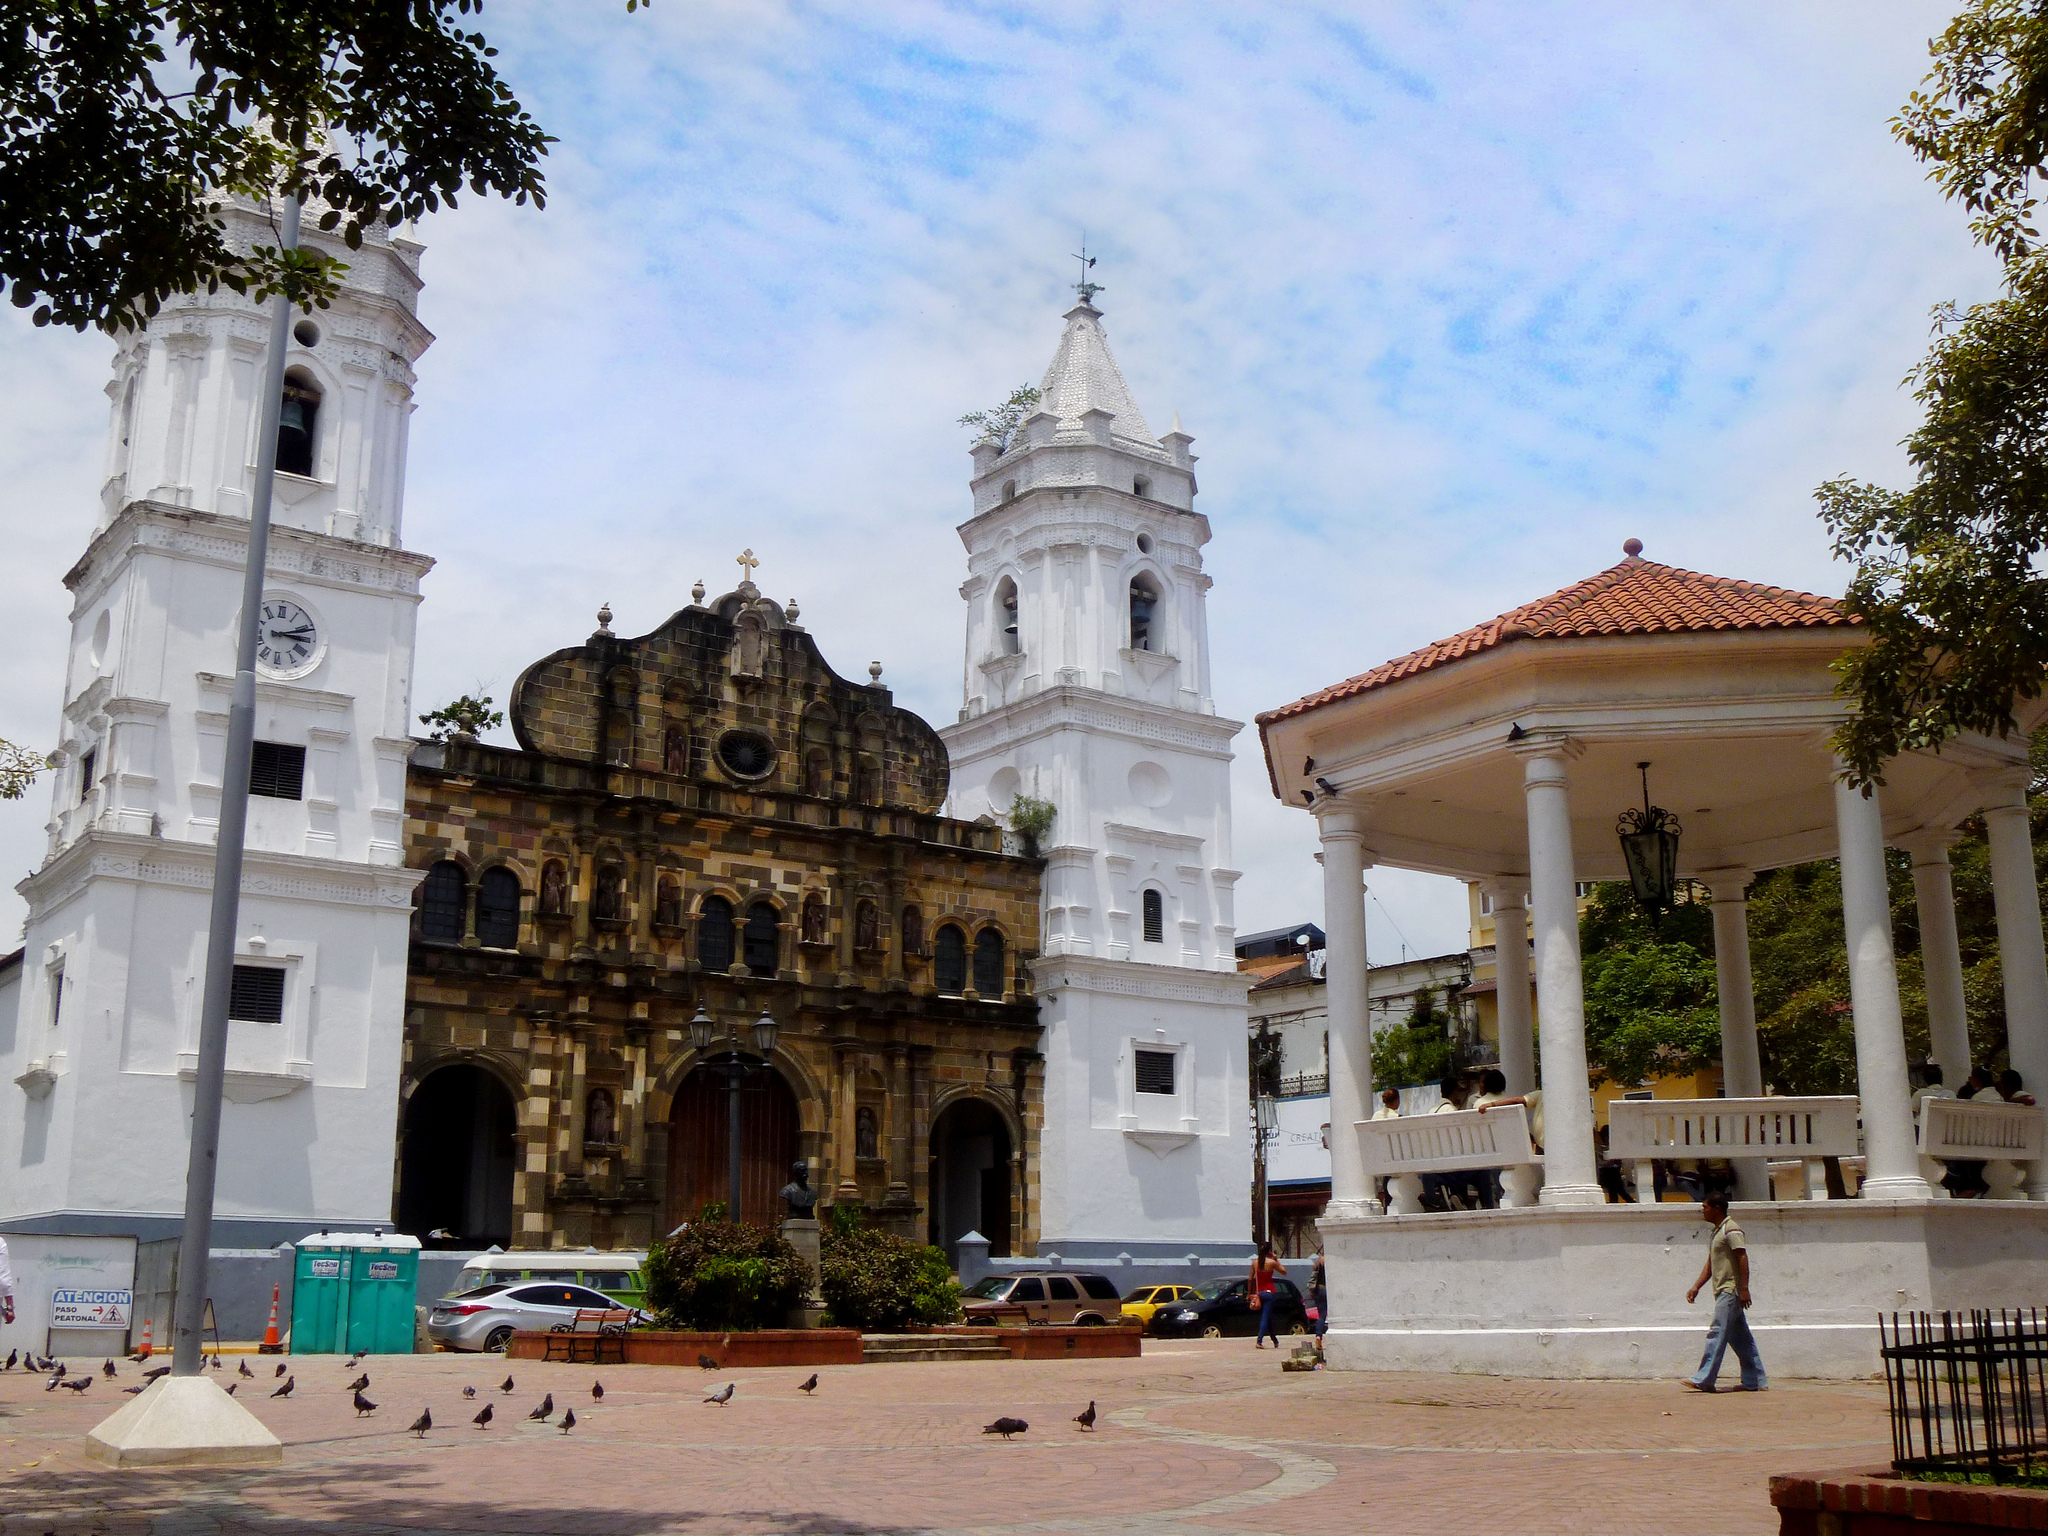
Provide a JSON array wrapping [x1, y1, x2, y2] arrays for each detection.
[[818, 1220, 961, 1332], [643, 1221, 810, 1331]]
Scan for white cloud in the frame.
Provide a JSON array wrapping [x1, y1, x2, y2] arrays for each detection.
[[0, 0, 1994, 964]]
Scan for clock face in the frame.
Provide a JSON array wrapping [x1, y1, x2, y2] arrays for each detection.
[[255, 598, 320, 676]]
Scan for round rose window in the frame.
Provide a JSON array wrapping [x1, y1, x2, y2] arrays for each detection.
[[717, 731, 776, 780]]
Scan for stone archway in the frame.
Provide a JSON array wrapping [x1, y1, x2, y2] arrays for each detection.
[[397, 1064, 517, 1248], [666, 1062, 800, 1229], [928, 1096, 1013, 1266]]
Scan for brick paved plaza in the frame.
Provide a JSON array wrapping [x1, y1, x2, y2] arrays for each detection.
[[0, 1344, 1889, 1535]]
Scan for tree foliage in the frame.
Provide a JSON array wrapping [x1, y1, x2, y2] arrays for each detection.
[[958, 384, 1043, 453], [0, 0, 645, 333], [0, 737, 44, 801], [419, 691, 503, 742], [1820, 0, 2048, 783], [642, 1220, 809, 1333], [818, 1218, 960, 1332]]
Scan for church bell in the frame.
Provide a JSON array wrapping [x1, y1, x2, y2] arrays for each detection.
[[277, 395, 309, 447]]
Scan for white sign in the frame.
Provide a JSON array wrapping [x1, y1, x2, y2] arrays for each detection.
[[308, 1258, 341, 1278], [50, 1288, 132, 1328], [1267, 1094, 1333, 1186], [367, 1261, 399, 1281]]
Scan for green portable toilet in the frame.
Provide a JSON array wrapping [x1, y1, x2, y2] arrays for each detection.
[[289, 1233, 422, 1355]]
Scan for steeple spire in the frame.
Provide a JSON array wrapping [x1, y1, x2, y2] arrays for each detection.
[[1036, 295, 1154, 445]]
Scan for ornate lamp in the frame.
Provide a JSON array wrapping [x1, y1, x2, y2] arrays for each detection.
[[750, 1007, 779, 1057], [1615, 761, 1682, 926], [688, 1004, 717, 1053], [1254, 1094, 1278, 1137]]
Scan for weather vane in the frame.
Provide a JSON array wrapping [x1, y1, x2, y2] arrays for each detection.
[[1072, 235, 1103, 306]]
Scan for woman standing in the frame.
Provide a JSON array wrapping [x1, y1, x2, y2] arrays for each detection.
[[1251, 1242, 1287, 1348]]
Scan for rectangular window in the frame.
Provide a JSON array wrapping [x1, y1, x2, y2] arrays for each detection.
[[1135, 1047, 1177, 1097], [249, 741, 306, 801], [1046, 1276, 1078, 1301], [1010, 1278, 1044, 1302], [229, 964, 287, 1024], [77, 749, 96, 804], [48, 965, 63, 1027], [1142, 888, 1164, 944]]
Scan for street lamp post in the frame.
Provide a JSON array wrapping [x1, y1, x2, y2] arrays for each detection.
[[1254, 1093, 1278, 1250], [689, 1004, 780, 1221]]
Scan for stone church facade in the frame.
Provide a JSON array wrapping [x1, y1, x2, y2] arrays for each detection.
[[396, 571, 1044, 1259]]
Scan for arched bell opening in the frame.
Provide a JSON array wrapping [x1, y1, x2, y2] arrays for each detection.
[[277, 368, 322, 478], [397, 1064, 516, 1249]]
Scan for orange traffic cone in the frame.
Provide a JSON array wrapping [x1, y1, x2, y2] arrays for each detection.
[[259, 1282, 284, 1355], [135, 1314, 152, 1360]]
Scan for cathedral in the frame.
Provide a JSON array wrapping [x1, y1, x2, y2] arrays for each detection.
[[0, 194, 1250, 1270]]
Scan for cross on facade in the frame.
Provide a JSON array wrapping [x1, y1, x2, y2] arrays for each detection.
[[736, 549, 759, 585]]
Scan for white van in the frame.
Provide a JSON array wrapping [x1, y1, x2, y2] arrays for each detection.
[[447, 1250, 648, 1308]]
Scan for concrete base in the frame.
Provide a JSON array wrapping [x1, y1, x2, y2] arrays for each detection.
[[84, 1374, 284, 1468], [1321, 1198, 2048, 1380]]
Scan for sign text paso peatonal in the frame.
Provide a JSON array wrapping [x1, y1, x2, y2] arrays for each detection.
[[50, 1288, 133, 1328]]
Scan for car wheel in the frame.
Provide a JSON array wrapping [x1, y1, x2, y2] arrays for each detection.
[[1201, 1325, 1223, 1339], [484, 1326, 515, 1353], [1287, 1321, 1309, 1336], [1075, 1313, 1105, 1326]]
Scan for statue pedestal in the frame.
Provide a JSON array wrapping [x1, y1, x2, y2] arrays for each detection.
[[782, 1218, 829, 1329]]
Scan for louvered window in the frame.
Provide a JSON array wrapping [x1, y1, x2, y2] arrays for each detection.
[[420, 861, 466, 942], [475, 867, 520, 948], [1135, 1048, 1177, 1097], [698, 896, 735, 972], [973, 927, 1005, 997], [249, 741, 305, 800], [229, 965, 286, 1023], [1142, 889, 1164, 944], [933, 925, 966, 995]]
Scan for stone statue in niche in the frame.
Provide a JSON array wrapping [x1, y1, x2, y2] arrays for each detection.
[[779, 1160, 819, 1217], [664, 726, 689, 777], [801, 894, 828, 944], [655, 878, 682, 928], [593, 867, 624, 921], [539, 860, 568, 916], [586, 1088, 616, 1146], [855, 758, 880, 805], [855, 1105, 879, 1160], [805, 749, 831, 797], [854, 899, 879, 952], [731, 611, 766, 678]]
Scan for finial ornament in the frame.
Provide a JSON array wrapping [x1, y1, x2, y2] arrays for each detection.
[[1623, 538, 1644, 557], [691, 579, 706, 604], [785, 598, 800, 622], [736, 548, 760, 586], [868, 661, 883, 683], [595, 602, 613, 635], [1071, 235, 1103, 306]]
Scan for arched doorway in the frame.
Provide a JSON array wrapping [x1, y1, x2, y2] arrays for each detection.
[[666, 1062, 800, 1229], [397, 1064, 516, 1248], [928, 1097, 1012, 1267]]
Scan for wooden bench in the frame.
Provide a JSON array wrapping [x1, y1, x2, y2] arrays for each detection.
[[1356, 1104, 1541, 1212], [1606, 1096, 1859, 1201], [543, 1308, 633, 1363]]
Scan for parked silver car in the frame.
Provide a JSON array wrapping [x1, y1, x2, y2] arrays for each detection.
[[427, 1281, 646, 1353]]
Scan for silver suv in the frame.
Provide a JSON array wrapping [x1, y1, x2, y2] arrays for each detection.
[[960, 1271, 1124, 1325]]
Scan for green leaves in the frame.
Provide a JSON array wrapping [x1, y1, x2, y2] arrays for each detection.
[[818, 1219, 960, 1332], [419, 691, 505, 743], [959, 385, 1045, 453], [0, 737, 44, 801], [643, 1220, 810, 1333]]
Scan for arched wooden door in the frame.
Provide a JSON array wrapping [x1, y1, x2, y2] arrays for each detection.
[[666, 1062, 800, 1229]]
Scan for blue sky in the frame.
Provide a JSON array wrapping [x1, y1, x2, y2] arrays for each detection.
[[0, 0, 2000, 959]]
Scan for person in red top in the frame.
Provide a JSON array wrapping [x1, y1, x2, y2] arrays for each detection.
[[1251, 1242, 1287, 1349]]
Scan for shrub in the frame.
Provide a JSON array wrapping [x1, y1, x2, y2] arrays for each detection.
[[643, 1221, 810, 1332], [819, 1220, 961, 1332]]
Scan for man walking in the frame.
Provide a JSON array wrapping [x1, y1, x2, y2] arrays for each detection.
[[1685, 1190, 1765, 1392]]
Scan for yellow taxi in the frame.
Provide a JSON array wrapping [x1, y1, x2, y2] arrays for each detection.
[[1120, 1284, 1202, 1326]]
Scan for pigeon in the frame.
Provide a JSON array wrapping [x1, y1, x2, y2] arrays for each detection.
[[103, 1359, 117, 1378], [143, 1365, 171, 1382], [473, 1402, 494, 1429], [703, 1382, 734, 1405], [210, 1355, 222, 1370], [499, 1375, 515, 1394], [59, 1376, 91, 1394], [44, 1376, 60, 1391], [347, 1372, 370, 1393], [271, 1376, 295, 1398], [559, 1407, 576, 1434], [697, 1353, 718, 1370], [462, 1385, 477, 1399], [344, 1352, 364, 1369], [983, 1417, 1029, 1440], [590, 1381, 604, 1401], [1074, 1401, 1096, 1432], [527, 1393, 554, 1422], [39, 1356, 57, 1371], [225, 1382, 238, 1396], [408, 1407, 432, 1438], [2, 1349, 14, 1370], [238, 1360, 254, 1379], [54, 1362, 67, 1378], [353, 1389, 378, 1417], [275, 1362, 289, 1378], [22, 1356, 39, 1374], [123, 1385, 145, 1395], [798, 1373, 818, 1395]]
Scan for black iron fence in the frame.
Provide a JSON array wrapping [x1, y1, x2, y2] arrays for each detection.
[[1881, 1310, 2048, 1481]]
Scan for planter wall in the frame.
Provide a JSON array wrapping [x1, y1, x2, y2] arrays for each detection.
[[1771, 1467, 2048, 1533], [921, 1323, 1144, 1361], [507, 1329, 865, 1368]]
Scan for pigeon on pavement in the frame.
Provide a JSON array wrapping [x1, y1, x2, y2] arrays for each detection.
[[1073, 1401, 1096, 1432], [276, 1362, 289, 1377], [22, 1356, 39, 1374], [347, 1372, 370, 1393], [102, 1360, 117, 1379], [225, 1383, 238, 1396], [463, 1385, 477, 1399], [122, 1386, 144, 1395], [499, 1375, 515, 1394], [44, 1376, 60, 1392], [353, 1390, 378, 1417], [53, 1362, 66, 1378], [591, 1380, 604, 1401], [239, 1360, 254, 1378], [527, 1393, 554, 1422], [697, 1353, 718, 1370], [408, 1407, 432, 1437], [798, 1373, 818, 1395], [2, 1350, 14, 1370], [983, 1417, 1029, 1440], [143, 1366, 171, 1382], [703, 1382, 734, 1405], [560, 1407, 577, 1434], [473, 1402, 494, 1429], [59, 1377, 91, 1393], [271, 1376, 295, 1398]]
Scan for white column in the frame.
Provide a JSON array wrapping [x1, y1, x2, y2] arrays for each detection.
[[1901, 833, 1973, 1091], [1486, 883, 1534, 1097], [1832, 770, 1933, 1199], [1981, 779, 2048, 1199], [1516, 743, 1602, 1206], [1318, 806, 1376, 1219], [1705, 871, 1769, 1203]]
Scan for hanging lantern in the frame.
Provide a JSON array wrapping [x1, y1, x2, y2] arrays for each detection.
[[750, 1007, 779, 1057], [688, 1004, 717, 1053], [1615, 761, 1682, 925]]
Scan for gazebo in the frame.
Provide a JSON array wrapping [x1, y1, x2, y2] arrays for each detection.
[[1257, 543, 2048, 1378]]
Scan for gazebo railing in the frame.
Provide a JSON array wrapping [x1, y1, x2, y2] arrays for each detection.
[[1357, 1105, 1539, 1212], [1606, 1096, 1861, 1201], [1882, 1310, 2048, 1480], [1918, 1098, 2045, 1200]]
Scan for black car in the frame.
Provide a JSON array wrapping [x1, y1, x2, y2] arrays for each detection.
[[1144, 1276, 1310, 1339]]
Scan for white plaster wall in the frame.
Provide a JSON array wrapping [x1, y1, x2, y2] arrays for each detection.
[[1321, 1201, 2048, 1378]]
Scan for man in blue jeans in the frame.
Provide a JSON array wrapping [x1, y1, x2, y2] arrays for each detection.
[[1685, 1190, 1766, 1392]]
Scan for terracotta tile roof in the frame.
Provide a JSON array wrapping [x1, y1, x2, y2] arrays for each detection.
[[1257, 554, 1855, 725], [1249, 961, 1319, 993]]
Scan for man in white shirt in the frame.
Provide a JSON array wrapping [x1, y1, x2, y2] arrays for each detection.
[[1371, 1087, 1401, 1120]]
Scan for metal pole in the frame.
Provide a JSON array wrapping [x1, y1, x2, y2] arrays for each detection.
[[170, 197, 300, 1378], [727, 1055, 743, 1222]]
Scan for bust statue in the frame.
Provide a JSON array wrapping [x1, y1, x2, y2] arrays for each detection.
[[778, 1160, 819, 1218]]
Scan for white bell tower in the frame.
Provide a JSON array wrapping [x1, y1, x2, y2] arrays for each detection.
[[0, 194, 433, 1245], [941, 289, 1252, 1269]]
